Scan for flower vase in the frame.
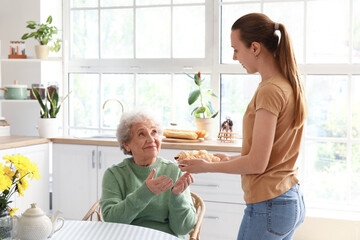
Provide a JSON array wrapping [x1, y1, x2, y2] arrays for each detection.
[[0, 209, 12, 240]]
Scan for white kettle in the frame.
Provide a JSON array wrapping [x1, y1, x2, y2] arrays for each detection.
[[14, 203, 64, 240]]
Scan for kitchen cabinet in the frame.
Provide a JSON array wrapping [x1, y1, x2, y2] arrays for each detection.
[[52, 143, 124, 220], [159, 148, 245, 240], [201, 201, 244, 240], [0, 143, 50, 214]]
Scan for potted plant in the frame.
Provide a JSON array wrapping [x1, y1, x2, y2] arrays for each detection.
[[21, 16, 61, 59], [32, 88, 70, 138], [185, 72, 219, 139]]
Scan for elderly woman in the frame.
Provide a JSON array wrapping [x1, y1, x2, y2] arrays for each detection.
[[100, 109, 197, 239]]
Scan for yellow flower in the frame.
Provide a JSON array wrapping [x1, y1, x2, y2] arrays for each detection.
[[3, 165, 15, 178], [9, 208, 19, 217], [0, 163, 12, 192], [17, 183, 24, 197], [19, 179, 29, 192], [28, 162, 41, 180], [1, 154, 40, 212]]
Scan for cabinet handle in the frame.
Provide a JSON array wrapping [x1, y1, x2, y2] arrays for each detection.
[[98, 151, 102, 169], [192, 183, 219, 188], [92, 150, 95, 168], [204, 215, 220, 220]]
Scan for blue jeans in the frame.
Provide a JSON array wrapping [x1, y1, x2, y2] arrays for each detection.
[[237, 184, 305, 240]]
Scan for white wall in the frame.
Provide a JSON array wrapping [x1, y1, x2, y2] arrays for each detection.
[[0, 0, 40, 57], [0, 0, 62, 136], [0, 0, 62, 57], [295, 217, 360, 240]]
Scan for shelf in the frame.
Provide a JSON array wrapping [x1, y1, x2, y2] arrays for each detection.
[[0, 99, 38, 103], [0, 57, 62, 62]]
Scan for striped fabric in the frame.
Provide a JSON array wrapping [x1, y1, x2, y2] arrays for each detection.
[[52, 220, 180, 240]]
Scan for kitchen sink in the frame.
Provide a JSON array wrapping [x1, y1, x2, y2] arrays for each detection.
[[90, 135, 116, 139], [73, 135, 117, 140]]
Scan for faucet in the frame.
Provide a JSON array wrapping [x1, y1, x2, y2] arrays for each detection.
[[102, 98, 124, 113]]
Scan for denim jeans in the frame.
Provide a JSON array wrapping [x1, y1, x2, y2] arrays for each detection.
[[237, 184, 305, 240]]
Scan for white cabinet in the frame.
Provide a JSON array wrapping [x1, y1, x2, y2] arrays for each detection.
[[52, 143, 124, 220], [159, 148, 245, 240], [0, 143, 50, 214], [201, 202, 245, 240]]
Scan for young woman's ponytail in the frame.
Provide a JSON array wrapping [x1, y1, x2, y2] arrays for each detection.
[[275, 23, 307, 129], [232, 13, 307, 129]]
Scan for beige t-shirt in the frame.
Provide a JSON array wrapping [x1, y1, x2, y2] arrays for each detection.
[[241, 74, 303, 204]]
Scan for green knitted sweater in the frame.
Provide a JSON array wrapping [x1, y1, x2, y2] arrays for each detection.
[[100, 157, 196, 239]]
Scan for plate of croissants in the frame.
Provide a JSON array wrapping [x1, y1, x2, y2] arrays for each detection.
[[174, 150, 220, 162]]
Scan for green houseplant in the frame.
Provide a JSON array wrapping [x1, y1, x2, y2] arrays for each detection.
[[32, 88, 70, 119], [186, 72, 219, 118], [32, 88, 70, 138], [21, 16, 61, 59], [185, 72, 219, 140]]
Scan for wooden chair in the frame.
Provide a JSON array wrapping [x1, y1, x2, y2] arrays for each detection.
[[82, 200, 102, 221], [81, 192, 205, 239], [189, 192, 206, 240]]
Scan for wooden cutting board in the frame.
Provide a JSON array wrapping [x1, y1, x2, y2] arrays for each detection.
[[162, 137, 204, 143]]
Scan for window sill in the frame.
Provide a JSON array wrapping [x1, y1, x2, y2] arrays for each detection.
[[306, 207, 360, 221]]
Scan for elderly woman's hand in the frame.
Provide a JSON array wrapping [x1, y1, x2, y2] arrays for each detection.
[[146, 169, 174, 194], [171, 172, 194, 195]]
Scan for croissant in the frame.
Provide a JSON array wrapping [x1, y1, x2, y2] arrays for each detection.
[[174, 150, 220, 163]]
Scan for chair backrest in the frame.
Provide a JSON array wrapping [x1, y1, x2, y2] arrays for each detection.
[[82, 192, 206, 239], [82, 200, 103, 221], [189, 192, 206, 240]]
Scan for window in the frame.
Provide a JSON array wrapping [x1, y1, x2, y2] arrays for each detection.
[[65, 0, 360, 217], [66, 0, 210, 136]]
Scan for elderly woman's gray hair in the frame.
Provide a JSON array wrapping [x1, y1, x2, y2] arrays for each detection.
[[116, 109, 163, 155]]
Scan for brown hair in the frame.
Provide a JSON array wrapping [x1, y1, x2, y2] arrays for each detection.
[[232, 13, 307, 128]]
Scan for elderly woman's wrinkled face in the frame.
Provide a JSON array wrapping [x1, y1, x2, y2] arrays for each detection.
[[123, 119, 161, 164]]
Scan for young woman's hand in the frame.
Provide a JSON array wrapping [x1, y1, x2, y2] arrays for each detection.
[[178, 158, 209, 173], [145, 169, 174, 194], [171, 172, 194, 195]]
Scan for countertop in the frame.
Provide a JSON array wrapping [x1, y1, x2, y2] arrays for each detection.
[[0, 135, 50, 150], [0, 136, 242, 152]]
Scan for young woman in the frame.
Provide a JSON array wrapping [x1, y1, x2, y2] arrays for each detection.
[[179, 13, 307, 240]]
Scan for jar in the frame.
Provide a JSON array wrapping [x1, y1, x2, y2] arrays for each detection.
[[47, 82, 59, 97], [30, 84, 46, 99], [0, 209, 13, 240]]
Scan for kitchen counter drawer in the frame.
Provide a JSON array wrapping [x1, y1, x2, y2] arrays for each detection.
[[161, 149, 244, 204], [201, 201, 245, 240], [191, 172, 244, 204]]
